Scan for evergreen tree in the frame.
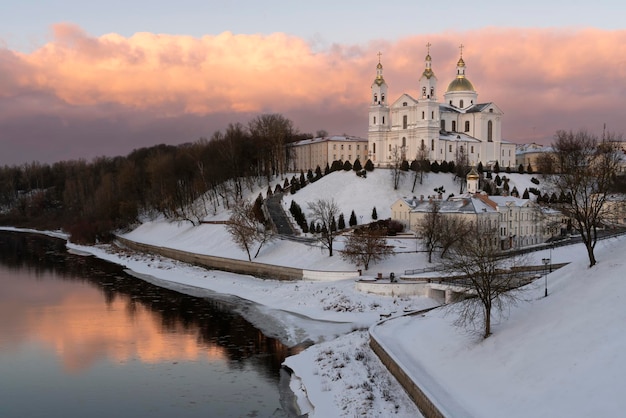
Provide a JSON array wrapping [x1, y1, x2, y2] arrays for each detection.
[[523, 188, 530, 199], [324, 162, 330, 175], [527, 163, 533, 174], [349, 210, 357, 227], [330, 216, 337, 232], [506, 166, 512, 174], [300, 170, 306, 185], [483, 181, 493, 195], [448, 160, 455, 173], [400, 160, 410, 171], [338, 213, 346, 230], [371, 207, 378, 220], [518, 164, 525, 174], [477, 161, 484, 173], [307, 168, 314, 182], [343, 160, 352, 171], [430, 161, 440, 173], [315, 165, 323, 180], [364, 159, 375, 172], [331, 160, 343, 172], [493, 161, 500, 173], [353, 158, 362, 171], [495, 174, 502, 186], [440, 160, 449, 173]]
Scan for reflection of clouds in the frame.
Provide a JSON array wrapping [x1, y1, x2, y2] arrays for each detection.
[[25, 287, 228, 373]]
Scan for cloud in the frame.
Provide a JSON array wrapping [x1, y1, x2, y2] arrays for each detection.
[[1, 24, 625, 164]]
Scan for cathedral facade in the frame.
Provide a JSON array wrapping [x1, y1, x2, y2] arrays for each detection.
[[367, 47, 516, 169]]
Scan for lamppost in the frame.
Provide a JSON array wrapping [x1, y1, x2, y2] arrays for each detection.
[[542, 257, 550, 297]]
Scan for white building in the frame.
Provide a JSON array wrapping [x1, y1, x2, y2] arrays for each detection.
[[391, 173, 544, 250], [368, 47, 516, 169], [288, 135, 368, 172]]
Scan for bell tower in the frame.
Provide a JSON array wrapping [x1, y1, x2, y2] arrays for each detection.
[[368, 52, 390, 163]]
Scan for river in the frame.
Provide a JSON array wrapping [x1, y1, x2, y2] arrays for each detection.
[[0, 231, 296, 417]]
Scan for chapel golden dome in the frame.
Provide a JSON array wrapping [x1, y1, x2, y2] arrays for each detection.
[[446, 76, 475, 92]]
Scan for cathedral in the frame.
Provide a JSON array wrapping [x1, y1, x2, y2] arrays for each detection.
[[367, 45, 516, 169]]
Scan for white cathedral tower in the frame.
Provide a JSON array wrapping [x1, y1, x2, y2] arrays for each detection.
[[367, 45, 516, 170]]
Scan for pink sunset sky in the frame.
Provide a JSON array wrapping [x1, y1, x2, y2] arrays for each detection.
[[1, 2, 625, 165]]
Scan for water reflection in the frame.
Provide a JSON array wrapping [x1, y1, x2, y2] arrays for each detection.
[[0, 231, 291, 417]]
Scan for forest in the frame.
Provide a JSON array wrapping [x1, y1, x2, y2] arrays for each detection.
[[0, 114, 311, 243]]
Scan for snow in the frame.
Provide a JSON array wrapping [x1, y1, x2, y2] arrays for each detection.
[[5, 168, 624, 417]]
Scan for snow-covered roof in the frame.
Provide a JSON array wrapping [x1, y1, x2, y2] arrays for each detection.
[[289, 135, 368, 147], [439, 131, 481, 143]]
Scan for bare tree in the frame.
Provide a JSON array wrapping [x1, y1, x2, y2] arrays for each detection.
[[341, 229, 393, 270], [441, 226, 525, 338], [454, 144, 470, 193], [416, 200, 441, 263], [411, 143, 430, 192], [548, 129, 622, 267], [226, 199, 274, 261], [389, 145, 405, 190], [308, 198, 341, 256]]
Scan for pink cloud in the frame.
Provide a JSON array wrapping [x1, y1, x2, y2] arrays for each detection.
[[1, 24, 625, 164]]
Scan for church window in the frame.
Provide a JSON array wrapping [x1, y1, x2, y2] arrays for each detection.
[[430, 87, 434, 97], [357, 144, 360, 150], [403, 102, 408, 106], [389, 144, 392, 152], [432, 111, 434, 119], [341, 144, 344, 150], [460, 100, 464, 108], [452, 121, 456, 132], [348, 144, 352, 150], [382, 116, 385, 124], [403, 115, 408, 129], [488, 120, 493, 142], [373, 116, 376, 124], [333, 144, 336, 150], [373, 143, 376, 153], [441, 120, 446, 130], [449, 144, 452, 152], [381, 93, 385, 102], [421, 139, 425, 148], [422, 87, 426, 97], [471, 146, 474, 153], [374, 94, 378, 102], [489, 108, 493, 113], [449, 100, 453, 106], [422, 111, 425, 120], [402, 137, 406, 147], [431, 139, 435, 151], [333, 154, 336, 160], [465, 121, 470, 132]]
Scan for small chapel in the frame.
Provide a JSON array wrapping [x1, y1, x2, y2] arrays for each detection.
[[367, 45, 516, 169]]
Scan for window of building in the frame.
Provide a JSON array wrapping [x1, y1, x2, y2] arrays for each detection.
[[357, 144, 360, 150], [489, 108, 493, 113], [402, 137, 406, 147], [348, 155, 351, 160], [452, 121, 456, 132], [460, 100, 464, 108], [421, 139, 425, 148], [333, 144, 336, 150], [374, 94, 377, 102], [341, 144, 344, 150], [373, 143, 376, 153], [381, 93, 385, 102], [348, 144, 351, 150], [432, 111, 434, 119], [389, 144, 392, 152], [471, 145, 474, 153], [373, 116, 376, 124], [333, 154, 336, 160], [431, 139, 435, 151], [449, 144, 452, 152], [382, 116, 385, 124], [488, 120, 493, 142], [403, 115, 408, 129], [422, 111, 425, 120], [441, 120, 446, 130], [430, 87, 434, 97], [449, 100, 453, 105], [403, 102, 408, 106], [465, 121, 470, 132]]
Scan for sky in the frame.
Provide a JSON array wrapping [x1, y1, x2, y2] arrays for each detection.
[[1, 1, 625, 165]]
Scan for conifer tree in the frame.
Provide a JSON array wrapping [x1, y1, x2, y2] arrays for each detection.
[[372, 207, 378, 220], [364, 159, 375, 172], [349, 210, 357, 227], [353, 158, 362, 171], [338, 213, 346, 230]]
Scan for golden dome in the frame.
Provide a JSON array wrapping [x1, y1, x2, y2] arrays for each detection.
[[373, 75, 385, 86], [466, 166, 479, 180], [422, 68, 434, 79], [446, 77, 475, 92]]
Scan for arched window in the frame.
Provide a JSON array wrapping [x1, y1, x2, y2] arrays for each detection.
[[422, 111, 425, 120], [430, 87, 434, 97], [441, 120, 446, 130], [373, 143, 376, 153], [460, 100, 464, 108], [381, 93, 385, 102], [464, 121, 470, 132], [431, 139, 435, 151], [402, 115, 408, 129], [382, 116, 385, 124], [421, 139, 425, 148], [452, 121, 456, 132], [374, 94, 377, 102], [488, 120, 493, 142], [422, 87, 426, 97], [373, 116, 376, 124], [432, 111, 434, 119], [402, 137, 406, 147]]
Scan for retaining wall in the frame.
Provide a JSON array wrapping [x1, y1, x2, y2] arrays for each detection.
[[115, 236, 359, 281]]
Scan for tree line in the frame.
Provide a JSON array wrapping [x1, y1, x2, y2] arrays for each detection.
[[0, 114, 309, 243]]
